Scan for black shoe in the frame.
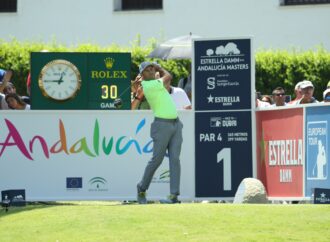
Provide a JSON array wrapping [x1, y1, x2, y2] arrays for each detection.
[[160, 195, 181, 204], [137, 185, 147, 204]]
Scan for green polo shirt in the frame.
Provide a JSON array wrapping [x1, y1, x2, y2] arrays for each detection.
[[141, 79, 177, 119]]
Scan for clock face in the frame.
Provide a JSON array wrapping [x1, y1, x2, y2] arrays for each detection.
[[39, 59, 81, 101]]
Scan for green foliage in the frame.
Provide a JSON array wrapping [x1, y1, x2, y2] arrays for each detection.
[[256, 48, 330, 100], [1, 38, 330, 100]]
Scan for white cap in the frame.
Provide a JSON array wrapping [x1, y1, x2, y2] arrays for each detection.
[[323, 89, 330, 99], [294, 81, 303, 91], [300, 80, 314, 89]]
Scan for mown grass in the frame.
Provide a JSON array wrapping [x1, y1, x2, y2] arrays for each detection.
[[0, 202, 329, 242]]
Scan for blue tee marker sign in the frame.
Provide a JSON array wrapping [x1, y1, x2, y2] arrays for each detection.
[[193, 38, 252, 111], [193, 38, 254, 198], [195, 111, 253, 197]]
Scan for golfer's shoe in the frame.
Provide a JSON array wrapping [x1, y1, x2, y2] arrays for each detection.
[[137, 185, 147, 204], [159, 195, 181, 204]]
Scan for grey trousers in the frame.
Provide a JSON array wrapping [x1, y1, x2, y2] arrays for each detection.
[[138, 117, 183, 196]]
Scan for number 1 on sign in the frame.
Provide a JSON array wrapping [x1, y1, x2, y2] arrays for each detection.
[[217, 148, 232, 191]]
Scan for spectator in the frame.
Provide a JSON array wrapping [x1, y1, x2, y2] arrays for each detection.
[[271, 87, 287, 106], [0, 70, 13, 110], [256, 91, 271, 108], [322, 89, 330, 103], [177, 64, 192, 101], [288, 81, 303, 105], [0, 69, 6, 82], [5, 93, 30, 110], [297, 80, 318, 104], [3, 82, 30, 104], [261, 95, 273, 105], [167, 85, 191, 110]]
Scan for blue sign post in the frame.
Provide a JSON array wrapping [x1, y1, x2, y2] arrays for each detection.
[[193, 38, 254, 198]]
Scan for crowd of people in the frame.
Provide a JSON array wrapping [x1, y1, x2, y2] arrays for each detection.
[[0, 69, 30, 110], [256, 80, 330, 108]]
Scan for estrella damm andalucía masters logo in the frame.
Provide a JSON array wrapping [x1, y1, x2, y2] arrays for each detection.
[[88, 177, 108, 192]]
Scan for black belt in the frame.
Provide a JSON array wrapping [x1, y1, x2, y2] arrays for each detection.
[[155, 117, 179, 123]]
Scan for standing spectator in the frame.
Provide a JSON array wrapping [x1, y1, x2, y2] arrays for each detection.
[[135, 62, 183, 204], [322, 89, 330, 103], [288, 81, 303, 105], [177, 64, 192, 101], [5, 93, 30, 110], [256, 91, 271, 108], [271, 87, 287, 107], [261, 95, 273, 105], [297, 80, 318, 104], [166, 84, 191, 110], [0, 69, 6, 82]]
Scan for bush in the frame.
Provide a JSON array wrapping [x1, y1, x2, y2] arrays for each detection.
[[1, 38, 330, 100], [256, 48, 330, 100]]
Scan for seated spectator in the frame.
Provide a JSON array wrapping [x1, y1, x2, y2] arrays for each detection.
[[0, 70, 13, 110], [5, 93, 30, 110], [261, 95, 273, 105], [271, 87, 287, 107], [297, 80, 318, 104], [3, 82, 30, 104], [288, 81, 303, 105], [322, 89, 330, 103]]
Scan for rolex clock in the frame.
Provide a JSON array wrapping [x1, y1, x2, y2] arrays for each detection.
[[38, 59, 81, 101]]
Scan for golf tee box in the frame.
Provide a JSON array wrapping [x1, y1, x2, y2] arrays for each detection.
[[1, 189, 26, 206]]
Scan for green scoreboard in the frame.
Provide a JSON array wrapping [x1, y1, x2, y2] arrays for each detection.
[[31, 52, 131, 110]]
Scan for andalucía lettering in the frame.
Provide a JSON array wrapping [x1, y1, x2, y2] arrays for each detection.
[[268, 139, 303, 166], [0, 118, 152, 161]]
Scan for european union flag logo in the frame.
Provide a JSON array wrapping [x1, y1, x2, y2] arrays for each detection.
[[66, 177, 82, 189]]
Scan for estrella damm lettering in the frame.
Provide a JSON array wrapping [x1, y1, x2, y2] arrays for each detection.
[[91, 70, 127, 79]]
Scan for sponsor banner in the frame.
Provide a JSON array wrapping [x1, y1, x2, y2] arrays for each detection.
[[0, 111, 194, 201], [31, 52, 131, 110], [195, 111, 252, 197], [314, 188, 330, 204], [193, 38, 252, 110], [256, 108, 304, 197], [306, 106, 330, 197]]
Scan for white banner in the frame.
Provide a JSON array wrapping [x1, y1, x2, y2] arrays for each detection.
[[0, 110, 194, 201]]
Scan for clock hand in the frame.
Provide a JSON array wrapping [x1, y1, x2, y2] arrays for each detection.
[[44, 80, 62, 83], [57, 72, 64, 85]]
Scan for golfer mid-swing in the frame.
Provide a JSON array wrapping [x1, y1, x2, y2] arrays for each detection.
[[134, 62, 183, 204]]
